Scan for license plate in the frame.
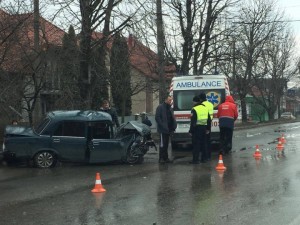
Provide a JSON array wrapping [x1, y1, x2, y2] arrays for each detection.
[[177, 123, 190, 128]]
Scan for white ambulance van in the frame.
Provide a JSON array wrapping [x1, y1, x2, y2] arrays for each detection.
[[169, 75, 230, 150]]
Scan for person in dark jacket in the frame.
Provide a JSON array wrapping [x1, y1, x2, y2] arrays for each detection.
[[141, 112, 152, 127], [217, 95, 238, 155], [155, 95, 177, 163], [99, 100, 120, 128]]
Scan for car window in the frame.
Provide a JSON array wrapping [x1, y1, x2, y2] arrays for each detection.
[[53, 121, 86, 137], [90, 122, 110, 139], [35, 117, 51, 134]]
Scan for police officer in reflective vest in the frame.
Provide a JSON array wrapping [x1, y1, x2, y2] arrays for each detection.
[[199, 92, 214, 160], [189, 95, 211, 164]]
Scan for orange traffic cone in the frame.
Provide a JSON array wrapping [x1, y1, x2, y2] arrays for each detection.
[[253, 145, 262, 159], [276, 140, 284, 151], [91, 172, 106, 193], [280, 134, 286, 144], [216, 154, 226, 171]]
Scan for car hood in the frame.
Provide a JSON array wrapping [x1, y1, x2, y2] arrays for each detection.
[[5, 125, 36, 137]]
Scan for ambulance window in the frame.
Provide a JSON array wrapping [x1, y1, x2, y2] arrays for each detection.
[[175, 91, 196, 110], [174, 89, 226, 110]]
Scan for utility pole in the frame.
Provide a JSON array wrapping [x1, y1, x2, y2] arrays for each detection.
[[32, 0, 41, 125], [156, 0, 167, 103], [34, 0, 39, 51]]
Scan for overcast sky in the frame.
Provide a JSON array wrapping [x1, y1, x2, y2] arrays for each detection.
[[277, 0, 300, 50], [276, 0, 300, 83]]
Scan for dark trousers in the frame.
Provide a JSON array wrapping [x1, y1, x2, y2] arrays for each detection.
[[159, 133, 170, 160], [206, 131, 211, 159], [192, 126, 207, 162], [219, 127, 233, 153]]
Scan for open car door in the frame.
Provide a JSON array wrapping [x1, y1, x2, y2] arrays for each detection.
[[88, 121, 132, 163]]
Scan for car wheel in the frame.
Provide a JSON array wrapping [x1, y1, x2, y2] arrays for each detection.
[[34, 151, 57, 168], [125, 144, 144, 164]]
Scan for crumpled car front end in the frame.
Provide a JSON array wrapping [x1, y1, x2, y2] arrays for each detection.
[[115, 121, 156, 164]]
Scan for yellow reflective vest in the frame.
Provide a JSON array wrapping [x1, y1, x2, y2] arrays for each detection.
[[202, 100, 214, 120], [193, 104, 209, 125]]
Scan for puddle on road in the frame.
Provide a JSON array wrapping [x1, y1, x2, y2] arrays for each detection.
[[239, 145, 269, 152], [237, 141, 299, 164], [274, 124, 300, 133]]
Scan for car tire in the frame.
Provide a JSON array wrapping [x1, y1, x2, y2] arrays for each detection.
[[34, 151, 57, 168], [125, 143, 144, 164], [3, 159, 15, 167]]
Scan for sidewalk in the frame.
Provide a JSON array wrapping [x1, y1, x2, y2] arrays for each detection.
[[234, 118, 298, 130], [151, 119, 299, 142]]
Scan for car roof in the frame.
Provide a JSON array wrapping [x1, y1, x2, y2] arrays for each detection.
[[47, 110, 112, 122]]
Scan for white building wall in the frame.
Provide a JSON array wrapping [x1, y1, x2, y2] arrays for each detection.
[[130, 68, 160, 115]]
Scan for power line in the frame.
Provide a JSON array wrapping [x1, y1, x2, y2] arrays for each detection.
[[232, 19, 300, 24], [282, 4, 300, 8]]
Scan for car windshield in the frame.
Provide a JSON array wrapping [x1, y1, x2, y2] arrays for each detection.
[[34, 117, 51, 134]]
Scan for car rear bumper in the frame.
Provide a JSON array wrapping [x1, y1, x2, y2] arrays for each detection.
[[2, 151, 17, 162], [172, 132, 220, 142]]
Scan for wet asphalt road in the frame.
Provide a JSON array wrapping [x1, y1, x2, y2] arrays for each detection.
[[1, 122, 300, 225]]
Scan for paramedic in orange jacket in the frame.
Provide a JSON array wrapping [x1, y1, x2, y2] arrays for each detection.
[[217, 95, 238, 155]]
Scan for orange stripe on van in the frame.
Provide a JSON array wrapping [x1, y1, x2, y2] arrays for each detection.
[[174, 114, 191, 119]]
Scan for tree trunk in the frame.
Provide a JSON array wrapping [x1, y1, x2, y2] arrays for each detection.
[[156, 0, 166, 102], [239, 94, 248, 123], [34, 0, 39, 51], [121, 97, 126, 123], [32, 0, 41, 125], [78, 27, 92, 109]]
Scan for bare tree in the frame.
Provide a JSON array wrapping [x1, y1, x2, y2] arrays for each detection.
[[0, 2, 41, 123], [221, 0, 286, 122], [251, 27, 298, 120], [156, 0, 167, 102], [51, 0, 132, 108], [162, 0, 238, 75], [0, 0, 71, 125]]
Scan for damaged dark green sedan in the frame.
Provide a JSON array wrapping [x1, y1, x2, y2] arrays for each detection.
[[2, 110, 155, 168]]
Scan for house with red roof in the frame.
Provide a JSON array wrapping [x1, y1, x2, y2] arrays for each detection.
[[91, 32, 176, 114], [0, 9, 175, 122], [126, 34, 175, 114], [0, 9, 66, 122]]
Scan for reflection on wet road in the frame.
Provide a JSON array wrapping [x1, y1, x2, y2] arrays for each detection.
[[1, 122, 300, 225]]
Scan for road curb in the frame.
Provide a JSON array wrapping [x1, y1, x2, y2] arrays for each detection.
[[151, 120, 298, 142]]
